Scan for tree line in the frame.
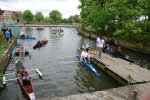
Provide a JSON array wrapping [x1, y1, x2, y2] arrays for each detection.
[[79, 0, 150, 48], [20, 10, 80, 24]]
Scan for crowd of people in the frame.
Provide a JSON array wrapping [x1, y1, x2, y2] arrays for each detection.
[[79, 36, 128, 63], [95, 36, 125, 58], [1, 28, 13, 43]]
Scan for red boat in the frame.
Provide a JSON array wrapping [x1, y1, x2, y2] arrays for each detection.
[[15, 60, 36, 100], [16, 71, 35, 100], [2, 61, 43, 100]]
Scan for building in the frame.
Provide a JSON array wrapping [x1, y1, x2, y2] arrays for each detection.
[[0, 8, 22, 27]]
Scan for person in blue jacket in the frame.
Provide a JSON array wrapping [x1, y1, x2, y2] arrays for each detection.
[[5, 28, 10, 43]]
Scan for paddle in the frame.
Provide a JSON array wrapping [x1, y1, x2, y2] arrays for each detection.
[[3, 68, 43, 86]]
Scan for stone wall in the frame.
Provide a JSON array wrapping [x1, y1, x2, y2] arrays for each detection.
[[0, 39, 17, 73]]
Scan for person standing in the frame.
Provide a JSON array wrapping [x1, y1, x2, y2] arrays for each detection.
[[5, 28, 10, 43], [108, 37, 115, 56], [97, 37, 105, 57], [9, 29, 13, 42]]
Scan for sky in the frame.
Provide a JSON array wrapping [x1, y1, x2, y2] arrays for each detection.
[[0, 0, 80, 18]]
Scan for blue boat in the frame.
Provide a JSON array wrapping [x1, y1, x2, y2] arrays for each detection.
[[76, 50, 101, 77], [20, 35, 36, 40]]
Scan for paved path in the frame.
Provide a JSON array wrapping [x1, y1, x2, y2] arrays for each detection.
[[89, 50, 150, 84]]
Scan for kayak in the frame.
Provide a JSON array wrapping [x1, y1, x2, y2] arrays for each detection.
[[20, 35, 36, 40], [76, 50, 101, 77]]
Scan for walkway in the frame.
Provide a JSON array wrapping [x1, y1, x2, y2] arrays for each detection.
[[89, 50, 150, 84]]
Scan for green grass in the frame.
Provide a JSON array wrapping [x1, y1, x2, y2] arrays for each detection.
[[0, 36, 8, 56]]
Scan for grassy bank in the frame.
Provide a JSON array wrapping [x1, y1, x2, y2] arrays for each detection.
[[0, 35, 7, 56], [0, 35, 12, 56]]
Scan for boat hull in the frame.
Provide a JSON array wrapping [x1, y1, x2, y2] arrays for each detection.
[[33, 40, 48, 49], [16, 72, 35, 100]]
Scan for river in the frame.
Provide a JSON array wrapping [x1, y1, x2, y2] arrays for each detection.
[[0, 27, 149, 99]]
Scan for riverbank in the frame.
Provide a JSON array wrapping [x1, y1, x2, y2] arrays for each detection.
[[0, 38, 16, 73], [77, 28, 150, 55], [0, 38, 16, 87]]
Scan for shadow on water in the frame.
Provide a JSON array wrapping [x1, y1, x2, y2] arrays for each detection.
[[0, 27, 149, 99]]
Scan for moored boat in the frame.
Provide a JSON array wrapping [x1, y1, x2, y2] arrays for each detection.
[[76, 50, 101, 77]]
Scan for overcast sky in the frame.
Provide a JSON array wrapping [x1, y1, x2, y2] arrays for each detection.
[[0, 0, 80, 18]]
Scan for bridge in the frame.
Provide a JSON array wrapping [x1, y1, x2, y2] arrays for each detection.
[[6, 24, 78, 28]]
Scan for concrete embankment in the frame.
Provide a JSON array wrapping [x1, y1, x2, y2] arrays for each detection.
[[0, 39, 17, 73], [77, 28, 150, 55], [38, 82, 150, 100]]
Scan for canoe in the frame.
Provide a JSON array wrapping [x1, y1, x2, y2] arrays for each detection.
[[33, 40, 48, 49], [76, 50, 101, 77], [16, 70, 35, 100], [20, 35, 36, 40]]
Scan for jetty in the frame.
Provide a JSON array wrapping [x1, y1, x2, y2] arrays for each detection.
[[89, 50, 150, 85]]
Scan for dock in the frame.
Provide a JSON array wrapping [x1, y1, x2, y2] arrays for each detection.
[[88, 50, 150, 85]]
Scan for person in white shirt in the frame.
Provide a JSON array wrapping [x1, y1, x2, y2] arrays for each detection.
[[80, 49, 89, 62], [82, 44, 90, 52], [97, 37, 105, 57], [20, 32, 25, 38]]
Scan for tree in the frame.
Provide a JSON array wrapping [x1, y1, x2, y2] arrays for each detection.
[[44, 17, 51, 23], [22, 10, 33, 23], [35, 12, 44, 22], [73, 14, 80, 23], [49, 10, 62, 23], [61, 18, 69, 23], [68, 15, 75, 23]]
